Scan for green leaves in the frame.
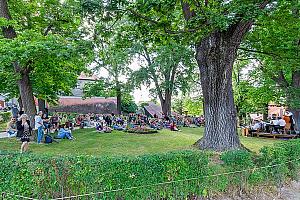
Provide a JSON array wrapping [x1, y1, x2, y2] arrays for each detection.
[[0, 0, 93, 102], [0, 30, 90, 101], [242, 0, 300, 109]]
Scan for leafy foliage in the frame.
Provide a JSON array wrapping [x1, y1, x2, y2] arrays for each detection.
[[2, 140, 300, 198], [0, 0, 93, 102], [173, 97, 203, 116], [131, 42, 197, 98], [243, 0, 300, 108]]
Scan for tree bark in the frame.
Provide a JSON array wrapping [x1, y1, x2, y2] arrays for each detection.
[[38, 99, 46, 112], [116, 86, 122, 115], [18, 96, 23, 111], [161, 92, 172, 116], [18, 69, 37, 124], [290, 70, 300, 131], [194, 30, 249, 151], [0, 0, 37, 125]]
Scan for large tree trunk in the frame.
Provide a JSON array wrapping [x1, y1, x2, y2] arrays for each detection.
[[18, 68, 37, 124], [18, 96, 23, 111], [0, 0, 37, 125], [194, 31, 243, 151], [116, 87, 122, 115], [160, 92, 172, 116], [290, 71, 300, 131]]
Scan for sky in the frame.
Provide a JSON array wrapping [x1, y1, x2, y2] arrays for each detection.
[[92, 58, 152, 103]]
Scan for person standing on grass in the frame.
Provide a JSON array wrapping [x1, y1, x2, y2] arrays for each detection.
[[17, 114, 32, 153], [35, 111, 44, 144], [11, 104, 19, 118]]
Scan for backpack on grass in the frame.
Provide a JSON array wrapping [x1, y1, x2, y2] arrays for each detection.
[[45, 134, 53, 144]]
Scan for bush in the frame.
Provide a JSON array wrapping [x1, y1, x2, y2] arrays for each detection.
[[0, 150, 210, 199], [2, 140, 300, 199]]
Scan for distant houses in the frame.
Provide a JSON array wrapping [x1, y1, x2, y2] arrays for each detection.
[[49, 73, 117, 114]]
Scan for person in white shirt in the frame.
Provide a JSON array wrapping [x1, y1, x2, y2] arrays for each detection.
[[271, 118, 279, 126], [249, 120, 262, 136], [35, 111, 44, 144], [274, 117, 286, 134], [278, 117, 286, 127], [251, 120, 261, 131]]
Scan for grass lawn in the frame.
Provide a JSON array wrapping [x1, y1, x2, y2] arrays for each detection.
[[0, 122, 7, 131], [0, 127, 282, 156]]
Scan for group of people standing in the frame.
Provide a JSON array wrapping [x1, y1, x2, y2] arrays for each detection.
[[6, 110, 74, 153]]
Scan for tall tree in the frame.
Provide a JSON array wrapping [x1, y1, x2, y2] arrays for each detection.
[[92, 46, 132, 115], [131, 41, 196, 115], [244, 0, 300, 128], [0, 0, 91, 122], [124, 0, 273, 151], [83, 0, 277, 150]]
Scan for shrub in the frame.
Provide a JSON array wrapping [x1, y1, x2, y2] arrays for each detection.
[[2, 140, 300, 199], [0, 150, 210, 199]]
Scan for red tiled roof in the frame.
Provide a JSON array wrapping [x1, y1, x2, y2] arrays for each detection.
[[58, 97, 117, 106]]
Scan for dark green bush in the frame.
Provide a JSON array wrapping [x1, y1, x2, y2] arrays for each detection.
[[0, 150, 210, 199], [2, 140, 300, 199]]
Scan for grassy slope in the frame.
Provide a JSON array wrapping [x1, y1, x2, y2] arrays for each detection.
[[0, 127, 281, 156]]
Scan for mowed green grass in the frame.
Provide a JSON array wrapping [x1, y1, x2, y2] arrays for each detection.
[[0, 127, 281, 156]]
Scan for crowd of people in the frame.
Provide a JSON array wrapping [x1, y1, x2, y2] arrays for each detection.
[[7, 110, 75, 153], [6, 108, 206, 153]]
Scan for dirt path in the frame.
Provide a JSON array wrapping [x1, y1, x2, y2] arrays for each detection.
[[280, 181, 300, 200], [211, 181, 300, 200]]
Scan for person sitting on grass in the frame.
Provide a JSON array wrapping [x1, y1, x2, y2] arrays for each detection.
[[7, 117, 17, 137], [56, 125, 74, 140], [50, 113, 60, 132], [170, 121, 179, 131], [113, 122, 125, 131], [102, 124, 112, 133], [95, 121, 103, 132], [150, 120, 158, 130]]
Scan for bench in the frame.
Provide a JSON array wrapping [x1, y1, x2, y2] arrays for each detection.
[[253, 132, 298, 139]]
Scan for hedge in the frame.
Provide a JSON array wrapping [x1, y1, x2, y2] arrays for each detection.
[[1, 139, 300, 199]]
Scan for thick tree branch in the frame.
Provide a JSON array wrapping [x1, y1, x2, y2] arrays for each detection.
[[180, 0, 196, 21], [229, 0, 272, 41], [142, 45, 164, 102], [239, 47, 300, 59], [128, 8, 160, 25]]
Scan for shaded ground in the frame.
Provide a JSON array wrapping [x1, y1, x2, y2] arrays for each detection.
[[0, 127, 281, 156]]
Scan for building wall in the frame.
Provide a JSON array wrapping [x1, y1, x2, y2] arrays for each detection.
[[71, 79, 94, 97]]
